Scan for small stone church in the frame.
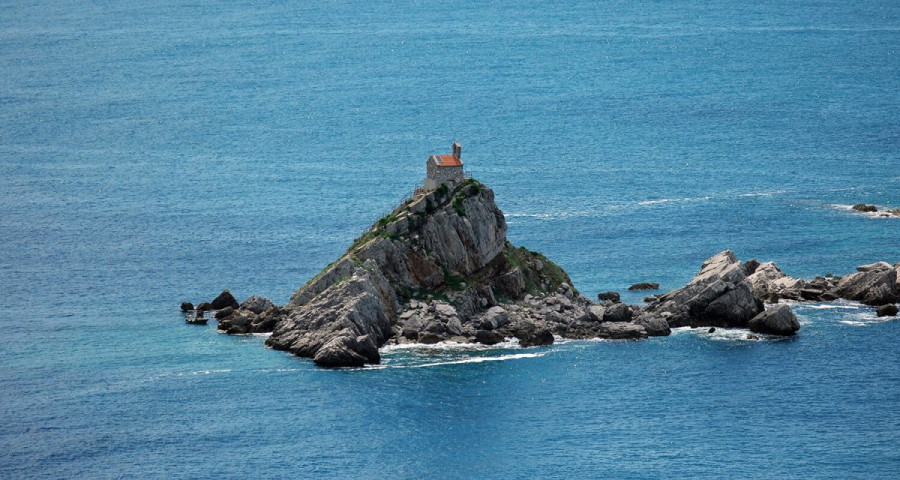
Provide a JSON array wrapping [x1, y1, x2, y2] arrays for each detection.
[[424, 141, 464, 190]]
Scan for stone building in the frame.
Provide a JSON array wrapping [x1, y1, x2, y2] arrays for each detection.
[[424, 141, 464, 190]]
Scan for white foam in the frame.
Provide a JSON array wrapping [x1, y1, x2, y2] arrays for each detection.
[[380, 338, 520, 352], [738, 190, 786, 197], [799, 304, 859, 310], [379, 352, 547, 369], [637, 196, 711, 205], [190, 369, 232, 375], [670, 326, 775, 341]]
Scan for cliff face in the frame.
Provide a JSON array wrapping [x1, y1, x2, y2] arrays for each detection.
[[266, 180, 579, 366]]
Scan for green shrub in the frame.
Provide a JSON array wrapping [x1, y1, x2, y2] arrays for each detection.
[[452, 197, 466, 217]]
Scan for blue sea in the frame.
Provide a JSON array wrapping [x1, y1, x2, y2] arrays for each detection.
[[1, 1, 899, 478]]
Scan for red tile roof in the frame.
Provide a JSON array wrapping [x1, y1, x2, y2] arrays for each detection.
[[437, 154, 462, 166]]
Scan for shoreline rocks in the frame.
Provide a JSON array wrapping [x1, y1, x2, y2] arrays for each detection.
[[748, 304, 800, 336]]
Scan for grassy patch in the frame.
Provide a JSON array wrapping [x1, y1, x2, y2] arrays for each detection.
[[503, 244, 576, 295], [442, 266, 467, 291], [377, 214, 399, 228]]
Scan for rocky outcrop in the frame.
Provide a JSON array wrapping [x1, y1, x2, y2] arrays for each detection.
[[853, 204, 877, 213], [649, 252, 898, 332], [748, 259, 898, 306], [267, 260, 398, 366], [180, 302, 194, 312], [264, 180, 592, 366], [644, 251, 763, 328], [746, 262, 805, 302], [602, 303, 633, 323], [831, 262, 899, 306], [240, 295, 275, 314], [748, 305, 800, 336], [877, 304, 898, 317], [210, 290, 240, 310]]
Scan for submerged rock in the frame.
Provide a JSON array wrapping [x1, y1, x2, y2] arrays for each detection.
[[185, 316, 207, 325], [748, 304, 800, 336], [852, 204, 878, 213], [597, 291, 621, 303], [628, 282, 659, 291]]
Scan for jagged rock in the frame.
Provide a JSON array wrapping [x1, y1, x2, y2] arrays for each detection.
[[195, 302, 212, 312], [251, 306, 286, 333], [632, 316, 671, 336], [603, 303, 633, 323], [832, 262, 898, 306], [475, 329, 504, 345], [180, 302, 194, 312], [313, 335, 377, 368], [494, 267, 526, 299], [266, 260, 398, 366], [876, 304, 898, 317], [434, 302, 457, 318], [480, 306, 508, 330], [628, 282, 659, 291], [597, 292, 621, 303], [746, 261, 804, 303], [240, 295, 275, 314], [519, 329, 554, 347], [217, 309, 257, 334], [852, 204, 877, 213], [214, 306, 234, 319], [748, 305, 800, 336], [596, 322, 647, 340], [743, 258, 760, 276], [645, 251, 764, 328], [210, 289, 240, 310], [587, 305, 606, 322]]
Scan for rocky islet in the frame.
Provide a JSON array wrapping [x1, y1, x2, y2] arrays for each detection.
[[181, 180, 899, 367]]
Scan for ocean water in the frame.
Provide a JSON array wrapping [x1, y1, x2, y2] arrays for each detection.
[[1, 0, 899, 478]]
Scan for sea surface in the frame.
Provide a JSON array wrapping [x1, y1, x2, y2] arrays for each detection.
[[1, 1, 899, 478]]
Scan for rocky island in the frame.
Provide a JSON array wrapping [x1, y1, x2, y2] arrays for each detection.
[[181, 145, 899, 367], [181, 178, 899, 367]]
